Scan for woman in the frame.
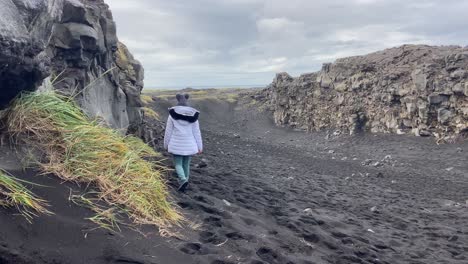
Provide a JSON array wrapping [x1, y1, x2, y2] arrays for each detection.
[[164, 93, 203, 192]]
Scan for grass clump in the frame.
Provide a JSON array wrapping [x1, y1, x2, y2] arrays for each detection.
[[2, 92, 181, 227], [70, 193, 123, 231], [142, 107, 160, 120], [141, 94, 154, 105], [0, 169, 50, 221]]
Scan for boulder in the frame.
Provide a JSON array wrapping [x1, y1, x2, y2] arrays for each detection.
[[320, 74, 333, 88], [452, 83, 464, 94], [437, 108, 453, 125], [411, 69, 427, 91], [450, 70, 467, 80], [428, 94, 449, 105]]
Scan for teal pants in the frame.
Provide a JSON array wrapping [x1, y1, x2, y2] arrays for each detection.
[[173, 155, 192, 182]]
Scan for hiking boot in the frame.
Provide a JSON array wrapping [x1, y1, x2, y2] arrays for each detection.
[[177, 180, 189, 192]]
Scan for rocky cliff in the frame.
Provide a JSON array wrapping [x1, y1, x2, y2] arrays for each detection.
[[0, 0, 144, 132], [261, 45, 468, 140]]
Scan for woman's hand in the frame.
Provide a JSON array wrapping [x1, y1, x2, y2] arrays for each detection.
[[198, 150, 203, 155]]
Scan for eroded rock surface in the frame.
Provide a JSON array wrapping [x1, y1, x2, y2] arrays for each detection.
[[261, 45, 468, 140], [0, 0, 143, 132]]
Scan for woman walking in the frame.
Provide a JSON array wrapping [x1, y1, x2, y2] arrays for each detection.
[[164, 93, 203, 192]]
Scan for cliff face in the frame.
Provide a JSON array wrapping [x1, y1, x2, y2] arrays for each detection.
[[261, 45, 468, 140], [0, 0, 144, 132]]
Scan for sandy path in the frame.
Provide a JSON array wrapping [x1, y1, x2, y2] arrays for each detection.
[[161, 97, 468, 264]]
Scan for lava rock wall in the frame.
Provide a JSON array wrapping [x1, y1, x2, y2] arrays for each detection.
[[262, 45, 468, 140], [0, 0, 144, 132]]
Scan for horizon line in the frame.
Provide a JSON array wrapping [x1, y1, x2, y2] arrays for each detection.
[[144, 84, 267, 90]]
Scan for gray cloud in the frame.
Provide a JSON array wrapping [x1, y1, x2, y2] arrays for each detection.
[[106, 0, 468, 88]]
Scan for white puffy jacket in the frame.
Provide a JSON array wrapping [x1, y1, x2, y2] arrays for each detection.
[[164, 106, 203, 156]]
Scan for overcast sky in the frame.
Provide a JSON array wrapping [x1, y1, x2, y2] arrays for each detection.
[[106, 0, 468, 88]]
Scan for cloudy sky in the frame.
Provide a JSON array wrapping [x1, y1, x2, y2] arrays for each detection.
[[106, 0, 468, 88]]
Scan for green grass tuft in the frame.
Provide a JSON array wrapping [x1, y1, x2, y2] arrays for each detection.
[[2, 92, 181, 228], [0, 169, 50, 222]]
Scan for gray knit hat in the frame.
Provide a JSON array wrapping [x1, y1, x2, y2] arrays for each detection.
[[176, 93, 189, 106]]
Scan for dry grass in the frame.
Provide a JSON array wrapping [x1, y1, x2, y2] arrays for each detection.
[[0, 169, 50, 222], [142, 107, 160, 120], [70, 192, 123, 231], [141, 95, 154, 105], [2, 92, 181, 228]]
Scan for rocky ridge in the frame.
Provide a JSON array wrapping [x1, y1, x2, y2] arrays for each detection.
[[0, 0, 144, 132], [260, 45, 468, 141]]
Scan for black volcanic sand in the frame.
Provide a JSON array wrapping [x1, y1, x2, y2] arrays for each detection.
[[1, 95, 468, 264], [0, 146, 197, 264]]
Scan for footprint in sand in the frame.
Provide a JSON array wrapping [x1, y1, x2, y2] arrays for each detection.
[[194, 195, 214, 205], [203, 216, 223, 228], [177, 201, 193, 209], [110, 258, 145, 264], [268, 230, 279, 235], [211, 261, 235, 264], [303, 233, 320, 243], [198, 203, 223, 215], [241, 217, 259, 226], [225, 231, 246, 240], [256, 247, 292, 264], [199, 231, 224, 244], [249, 260, 265, 264], [179, 242, 209, 255], [299, 215, 320, 225], [331, 231, 349, 239]]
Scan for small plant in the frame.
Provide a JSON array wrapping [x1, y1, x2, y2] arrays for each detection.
[[225, 93, 239, 103], [141, 94, 154, 105], [2, 91, 181, 228], [0, 169, 50, 222], [142, 107, 160, 120], [70, 193, 123, 232]]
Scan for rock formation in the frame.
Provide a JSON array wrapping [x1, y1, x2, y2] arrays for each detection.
[[261, 45, 468, 140], [0, 0, 144, 132]]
